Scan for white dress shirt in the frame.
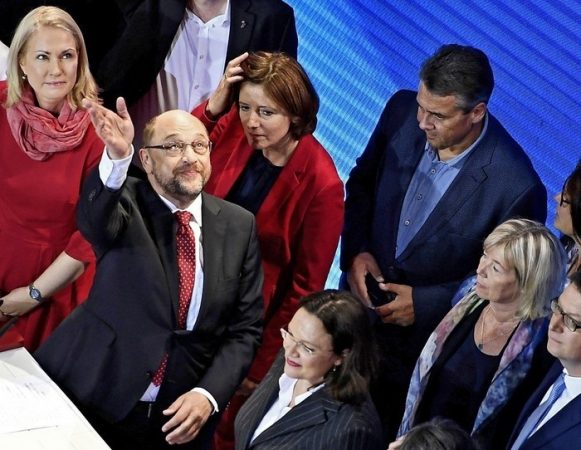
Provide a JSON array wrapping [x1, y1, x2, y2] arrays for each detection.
[[129, 1, 231, 148], [251, 374, 325, 443], [533, 368, 581, 433]]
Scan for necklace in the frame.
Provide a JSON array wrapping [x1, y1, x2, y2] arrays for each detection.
[[477, 306, 520, 350]]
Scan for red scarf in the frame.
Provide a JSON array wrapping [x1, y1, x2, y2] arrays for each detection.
[[6, 86, 90, 161]]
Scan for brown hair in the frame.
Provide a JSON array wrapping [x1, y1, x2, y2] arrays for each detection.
[[301, 290, 377, 405], [238, 51, 319, 139]]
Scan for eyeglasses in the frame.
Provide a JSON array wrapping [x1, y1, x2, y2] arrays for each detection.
[[280, 328, 332, 357], [560, 191, 571, 207], [143, 140, 212, 157], [551, 299, 581, 332]]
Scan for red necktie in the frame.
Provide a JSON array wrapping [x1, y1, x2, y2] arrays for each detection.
[[152, 211, 196, 386]]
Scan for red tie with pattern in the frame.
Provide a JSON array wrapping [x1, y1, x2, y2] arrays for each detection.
[[152, 211, 196, 386]]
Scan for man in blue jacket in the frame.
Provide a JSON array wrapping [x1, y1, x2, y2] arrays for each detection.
[[508, 271, 581, 450], [340, 44, 546, 442]]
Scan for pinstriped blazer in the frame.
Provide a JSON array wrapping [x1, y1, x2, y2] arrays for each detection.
[[234, 354, 383, 450]]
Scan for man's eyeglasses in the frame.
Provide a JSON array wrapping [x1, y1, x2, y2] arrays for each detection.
[[280, 328, 332, 357], [560, 191, 571, 207], [143, 140, 212, 157], [551, 299, 581, 332]]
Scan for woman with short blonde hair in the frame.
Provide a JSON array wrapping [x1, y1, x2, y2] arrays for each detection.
[[397, 219, 567, 449]]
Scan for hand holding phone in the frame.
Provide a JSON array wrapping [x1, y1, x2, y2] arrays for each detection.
[[365, 273, 396, 307]]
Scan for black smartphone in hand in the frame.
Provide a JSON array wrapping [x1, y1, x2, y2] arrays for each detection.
[[365, 273, 396, 307]]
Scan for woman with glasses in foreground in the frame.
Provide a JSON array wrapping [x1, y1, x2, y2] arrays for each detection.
[[394, 219, 567, 450], [234, 290, 382, 450], [193, 51, 344, 449]]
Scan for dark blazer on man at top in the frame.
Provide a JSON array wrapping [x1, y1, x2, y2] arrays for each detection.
[[35, 168, 263, 438], [234, 354, 383, 450], [341, 89, 547, 363], [507, 361, 581, 450]]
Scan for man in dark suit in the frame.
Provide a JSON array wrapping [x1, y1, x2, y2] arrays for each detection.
[[340, 44, 547, 442], [508, 271, 581, 450], [36, 98, 263, 449]]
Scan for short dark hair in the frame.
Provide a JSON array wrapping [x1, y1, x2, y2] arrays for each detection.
[[563, 160, 581, 246], [237, 51, 319, 139], [420, 44, 494, 112], [300, 290, 377, 405], [400, 418, 479, 450]]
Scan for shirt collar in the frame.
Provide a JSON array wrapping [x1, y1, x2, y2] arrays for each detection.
[[277, 373, 326, 406], [563, 368, 581, 398], [187, 0, 231, 26], [157, 193, 203, 229], [425, 113, 489, 167]]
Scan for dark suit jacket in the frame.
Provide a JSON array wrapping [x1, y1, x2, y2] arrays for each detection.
[[341, 89, 547, 362], [0, 0, 297, 108], [507, 361, 581, 450], [195, 102, 344, 383], [35, 169, 263, 433], [234, 354, 383, 450]]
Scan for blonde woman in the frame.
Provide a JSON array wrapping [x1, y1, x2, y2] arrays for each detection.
[[395, 219, 567, 449], [0, 7, 102, 350]]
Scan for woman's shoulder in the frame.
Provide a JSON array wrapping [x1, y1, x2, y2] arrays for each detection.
[[293, 134, 342, 184], [325, 396, 383, 449]]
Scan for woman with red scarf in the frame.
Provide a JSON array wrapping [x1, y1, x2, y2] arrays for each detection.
[[0, 7, 103, 350]]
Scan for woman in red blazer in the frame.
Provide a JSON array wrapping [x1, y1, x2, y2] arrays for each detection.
[[192, 52, 344, 449]]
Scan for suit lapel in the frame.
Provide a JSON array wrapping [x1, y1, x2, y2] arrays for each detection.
[[525, 394, 581, 449], [138, 182, 180, 320], [376, 126, 425, 260], [398, 128, 494, 262], [238, 359, 283, 448], [256, 139, 307, 226], [226, 0, 254, 64], [194, 193, 225, 325], [250, 389, 340, 447]]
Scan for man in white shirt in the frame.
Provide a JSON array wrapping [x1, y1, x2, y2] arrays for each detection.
[[508, 271, 581, 450]]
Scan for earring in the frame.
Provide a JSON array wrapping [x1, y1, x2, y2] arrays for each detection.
[[21, 74, 27, 81]]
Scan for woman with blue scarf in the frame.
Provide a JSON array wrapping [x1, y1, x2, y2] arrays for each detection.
[[395, 219, 567, 449]]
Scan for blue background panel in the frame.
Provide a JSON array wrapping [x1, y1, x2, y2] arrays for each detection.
[[285, 0, 581, 287]]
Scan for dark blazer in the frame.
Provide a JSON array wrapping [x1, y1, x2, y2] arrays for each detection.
[[0, 0, 297, 108], [507, 361, 581, 450], [341, 89, 547, 357], [35, 169, 263, 433], [195, 102, 344, 383], [234, 354, 383, 450]]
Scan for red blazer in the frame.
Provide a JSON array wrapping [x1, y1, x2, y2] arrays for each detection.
[[193, 102, 344, 381]]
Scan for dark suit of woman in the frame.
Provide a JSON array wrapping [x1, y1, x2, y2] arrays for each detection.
[[234, 354, 383, 450]]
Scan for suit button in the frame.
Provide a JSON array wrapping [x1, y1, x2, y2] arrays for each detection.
[[88, 189, 97, 201]]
